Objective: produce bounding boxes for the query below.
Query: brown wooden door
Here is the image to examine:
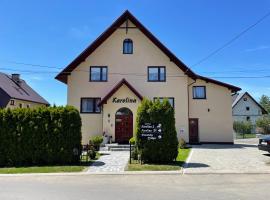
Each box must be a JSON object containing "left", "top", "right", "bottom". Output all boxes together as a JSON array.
[
  {"left": 115, "top": 109, "right": 133, "bottom": 144},
  {"left": 189, "top": 118, "right": 199, "bottom": 143}
]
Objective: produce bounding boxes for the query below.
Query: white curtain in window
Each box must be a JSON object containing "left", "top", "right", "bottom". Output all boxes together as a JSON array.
[{"left": 193, "top": 87, "right": 205, "bottom": 98}]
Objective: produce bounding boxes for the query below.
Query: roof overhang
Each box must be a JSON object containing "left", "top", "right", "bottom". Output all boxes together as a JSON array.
[{"left": 98, "top": 78, "right": 143, "bottom": 106}]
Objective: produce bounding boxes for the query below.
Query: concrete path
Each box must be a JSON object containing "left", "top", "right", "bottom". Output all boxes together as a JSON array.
[
  {"left": 184, "top": 138, "right": 270, "bottom": 174},
  {"left": 87, "top": 151, "right": 130, "bottom": 173}
]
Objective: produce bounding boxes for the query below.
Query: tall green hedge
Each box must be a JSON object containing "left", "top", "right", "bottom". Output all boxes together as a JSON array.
[
  {"left": 0, "top": 106, "right": 82, "bottom": 167},
  {"left": 136, "top": 99, "right": 178, "bottom": 163}
]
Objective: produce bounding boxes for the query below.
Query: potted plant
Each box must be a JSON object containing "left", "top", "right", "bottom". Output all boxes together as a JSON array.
[{"left": 90, "top": 135, "right": 103, "bottom": 151}]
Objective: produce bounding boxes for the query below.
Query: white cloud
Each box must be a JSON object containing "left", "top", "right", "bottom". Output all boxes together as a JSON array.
[{"left": 245, "top": 45, "right": 270, "bottom": 52}]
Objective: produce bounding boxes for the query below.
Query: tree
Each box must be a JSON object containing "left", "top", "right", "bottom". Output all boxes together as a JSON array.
[
  {"left": 259, "top": 95, "right": 270, "bottom": 114},
  {"left": 256, "top": 116, "right": 270, "bottom": 134},
  {"left": 136, "top": 98, "right": 178, "bottom": 163},
  {"left": 233, "top": 121, "right": 253, "bottom": 138}
]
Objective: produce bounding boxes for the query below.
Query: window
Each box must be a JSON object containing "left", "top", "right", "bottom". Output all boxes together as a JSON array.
[
  {"left": 193, "top": 86, "right": 206, "bottom": 99},
  {"left": 19, "top": 103, "right": 22, "bottom": 108},
  {"left": 154, "top": 97, "right": 174, "bottom": 108},
  {"left": 123, "top": 39, "right": 133, "bottom": 54},
  {"left": 246, "top": 106, "right": 250, "bottom": 111},
  {"left": 246, "top": 116, "right": 250, "bottom": 121},
  {"left": 148, "top": 66, "right": 166, "bottom": 82},
  {"left": 10, "top": 100, "right": 15, "bottom": 105},
  {"left": 80, "top": 98, "right": 101, "bottom": 113},
  {"left": 26, "top": 104, "right": 30, "bottom": 108},
  {"left": 243, "top": 97, "right": 247, "bottom": 101},
  {"left": 90, "top": 67, "right": 107, "bottom": 82}
]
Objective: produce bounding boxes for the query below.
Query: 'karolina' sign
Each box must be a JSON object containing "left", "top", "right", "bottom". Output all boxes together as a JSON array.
[{"left": 112, "top": 97, "right": 137, "bottom": 103}]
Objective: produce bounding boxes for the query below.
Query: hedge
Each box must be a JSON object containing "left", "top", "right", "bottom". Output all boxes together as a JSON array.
[
  {"left": 136, "top": 98, "right": 178, "bottom": 163},
  {"left": 0, "top": 106, "right": 82, "bottom": 167}
]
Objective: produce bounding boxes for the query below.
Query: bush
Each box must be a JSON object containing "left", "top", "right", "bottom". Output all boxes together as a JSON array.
[
  {"left": 136, "top": 98, "right": 178, "bottom": 163},
  {"left": 256, "top": 116, "right": 270, "bottom": 134},
  {"left": 179, "top": 138, "right": 187, "bottom": 149},
  {"left": 88, "top": 141, "right": 96, "bottom": 159},
  {"left": 233, "top": 121, "right": 253, "bottom": 135},
  {"left": 90, "top": 135, "right": 103, "bottom": 150},
  {"left": 0, "top": 106, "right": 82, "bottom": 167},
  {"left": 129, "top": 137, "right": 136, "bottom": 145}
]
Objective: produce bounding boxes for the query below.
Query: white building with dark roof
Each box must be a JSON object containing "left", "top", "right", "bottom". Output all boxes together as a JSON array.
[
  {"left": 0, "top": 72, "right": 49, "bottom": 108},
  {"left": 232, "top": 92, "right": 267, "bottom": 125}
]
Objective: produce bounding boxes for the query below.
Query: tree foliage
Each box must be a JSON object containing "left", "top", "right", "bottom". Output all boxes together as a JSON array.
[
  {"left": 0, "top": 106, "right": 82, "bottom": 167},
  {"left": 256, "top": 116, "right": 270, "bottom": 134},
  {"left": 233, "top": 121, "right": 253, "bottom": 135},
  {"left": 259, "top": 95, "right": 270, "bottom": 114},
  {"left": 136, "top": 98, "right": 178, "bottom": 163}
]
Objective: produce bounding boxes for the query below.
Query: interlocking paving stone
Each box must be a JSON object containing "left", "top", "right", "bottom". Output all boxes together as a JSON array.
[
  {"left": 184, "top": 138, "right": 270, "bottom": 174},
  {"left": 87, "top": 151, "right": 130, "bottom": 173}
]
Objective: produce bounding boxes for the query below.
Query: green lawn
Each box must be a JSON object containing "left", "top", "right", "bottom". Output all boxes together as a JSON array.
[
  {"left": 236, "top": 133, "right": 256, "bottom": 139},
  {"left": 127, "top": 148, "right": 191, "bottom": 171},
  {"left": 0, "top": 153, "right": 101, "bottom": 174}
]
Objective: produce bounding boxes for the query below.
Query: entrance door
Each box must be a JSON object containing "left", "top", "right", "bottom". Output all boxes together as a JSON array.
[
  {"left": 115, "top": 108, "right": 133, "bottom": 144},
  {"left": 189, "top": 118, "right": 199, "bottom": 143}
]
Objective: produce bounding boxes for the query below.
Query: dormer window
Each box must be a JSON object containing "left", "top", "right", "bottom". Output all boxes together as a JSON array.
[{"left": 123, "top": 39, "right": 133, "bottom": 54}]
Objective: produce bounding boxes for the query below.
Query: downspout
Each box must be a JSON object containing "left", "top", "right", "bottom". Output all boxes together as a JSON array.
[{"left": 187, "top": 79, "right": 196, "bottom": 119}]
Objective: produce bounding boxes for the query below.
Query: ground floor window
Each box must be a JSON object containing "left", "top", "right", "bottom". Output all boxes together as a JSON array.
[
  {"left": 80, "top": 98, "right": 101, "bottom": 113},
  {"left": 153, "top": 97, "right": 174, "bottom": 108}
]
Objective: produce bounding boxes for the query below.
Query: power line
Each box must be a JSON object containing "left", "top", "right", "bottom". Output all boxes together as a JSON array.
[{"left": 191, "top": 10, "right": 270, "bottom": 67}]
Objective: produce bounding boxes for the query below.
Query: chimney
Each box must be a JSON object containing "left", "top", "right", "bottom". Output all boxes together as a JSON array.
[{"left": 11, "top": 74, "right": 20, "bottom": 83}]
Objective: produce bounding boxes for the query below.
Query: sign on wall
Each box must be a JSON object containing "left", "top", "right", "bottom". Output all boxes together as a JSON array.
[
  {"left": 112, "top": 97, "right": 137, "bottom": 103},
  {"left": 140, "top": 123, "right": 162, "bottom": 140}
]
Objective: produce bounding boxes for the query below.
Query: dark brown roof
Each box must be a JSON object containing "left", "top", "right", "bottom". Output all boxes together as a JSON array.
[
  {"left": 55, "top": 10, "right": 241, "bottom": 92},
  {"left": 98, "top": 78, "right": 143, "bottom": 106},
  {"left": 0, "top": 72, "right": 49, "bottom": 105}
]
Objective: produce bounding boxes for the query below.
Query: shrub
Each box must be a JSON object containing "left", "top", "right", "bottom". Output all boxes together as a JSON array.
[
  {"left": 179, "top": 138, "right": 187, "bottom": 149},
  {"left": 233, "top": 121, "right": 253, "bottom": 135},
  {"left": 256, "top": 116, "right": 270, "bottom": 134},
  {"left": 88, "top": 141, "right": 96, "bottom": 159},
  {"left": 90, "top": 135, "right": 103, "bottom": 150},
  {"left": 129, "top": 137, "right": 136, "bottom": 145},
  {"left": 0, "top": 106, "right": 82, "bottom": 167},
  {"left": 136, "top": 98, "right": 178, "bottom": 163}
]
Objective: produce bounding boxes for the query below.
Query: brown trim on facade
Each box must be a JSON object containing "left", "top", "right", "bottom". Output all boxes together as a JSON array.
[
  {"left": 98, "top": 78, "right": 143, "bottom": 106},
  {"left": 232, "top": 92, "right": 268, "bottom": 114},
  {"left": 55, "top": 10, "right": 241, "bottom": 93}
]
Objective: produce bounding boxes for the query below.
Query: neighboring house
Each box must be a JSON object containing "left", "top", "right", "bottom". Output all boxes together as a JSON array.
[
  {"left": 0, "top": 72, "right": 49, "bottom": 108},
  {"left": 55, "top": 10, "right": 241, "bottom": 144},
  {"left": 232, "top": 92, "right": 267, "bottom": 125}
]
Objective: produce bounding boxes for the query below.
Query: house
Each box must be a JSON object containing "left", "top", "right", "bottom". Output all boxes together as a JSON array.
[
  {"left": 232, "top": 92, "right": 267, "bottom": 125},
  {"left": 55, "top": 10, "right": 241, "bottom": 144},
  {"left": 0, "top": 72, "right": 49, "bottom": 108}
]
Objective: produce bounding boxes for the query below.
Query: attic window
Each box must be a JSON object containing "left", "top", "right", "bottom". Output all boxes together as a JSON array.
[
  {"left": 243, "top": 97, "right": 247, "bottom": 101},
  {"left": 123, "top": 39, "right": 133, "bottom": 54}
]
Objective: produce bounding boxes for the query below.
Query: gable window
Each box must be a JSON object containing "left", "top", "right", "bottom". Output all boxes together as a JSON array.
[
  {"left": 10, "top": 100, "right": 15, "bottom": 106},
  {"left": 246, "top": 106, "right": 250, "bottom": 111},
  {"left": 90, "top": 67, "right": 108, "bottom": 82},
  {"left": 80, "top": 98, "right": 101, "bottom": 113},
  {"left": 243, "top": 97, "right": 247, "bottom": 101},
  {"left": 123, "top": 39, "right": 133, "bottom": 54},
  {"left": 193, "top": 86, "right": 206, "bottom": 99},
  {"left": 148, "top": 66, "right": 166, "bottom": 82},
  {"left": 154, "top": 97, "right": 174, "bottom": 108}
]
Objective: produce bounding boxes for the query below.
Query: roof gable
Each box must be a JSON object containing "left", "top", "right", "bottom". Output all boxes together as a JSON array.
[
  {"left": 55, "top": 10, "right": 240, "bottom": 92},
  {"left": 99, "top": 78, "right": 143, "bottom": 106},
  {"left": 0, "top": 72, "right": 49, "bottom": 105},
  {"left": 232, "top": 92, "right": 268, "bottom": 114}
]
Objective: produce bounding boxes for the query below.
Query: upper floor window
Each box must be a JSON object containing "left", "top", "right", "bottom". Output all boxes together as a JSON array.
[
  {"left": 10, "top": 100, "right": 15, "bottom": 105},
  {"left": 148, "top": 66, "right": 166, "bottom": 82},
  {"left": 90, "top": 66, "right": 107, "bottom": 82},
  {"left": 80, "top": 98, "right": 101, "bottom": 113},
  {"left": 246, "top": 106, "right": 250, "bottom": 111},
  {"left": 193, "top": 86, "right": 206, "bottom": 99},
  {"left": 154, "top": 97, "right": 174, "bottom": 108},
  {"left": 123, "top": 39, "right": 133, "bottom": 54}
]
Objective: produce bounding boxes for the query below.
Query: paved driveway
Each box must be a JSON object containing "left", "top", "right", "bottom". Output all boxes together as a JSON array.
[{"left": 184, "top": 138, "right": 270, "bottom": 173}]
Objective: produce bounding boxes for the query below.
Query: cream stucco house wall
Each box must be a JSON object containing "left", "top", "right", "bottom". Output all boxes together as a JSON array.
[{"left": 56, "top": 10, "right": 240, "bottom": 144}]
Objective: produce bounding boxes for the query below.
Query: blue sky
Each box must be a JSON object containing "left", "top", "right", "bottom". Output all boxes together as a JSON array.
[{"left": 0, "top": 0, "right": 270, "bottom": 105}]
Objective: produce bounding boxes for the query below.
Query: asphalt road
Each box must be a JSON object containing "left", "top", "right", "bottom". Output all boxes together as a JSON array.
[{"left": 0, "top": 174, "right": 269, "bottom": 200}]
